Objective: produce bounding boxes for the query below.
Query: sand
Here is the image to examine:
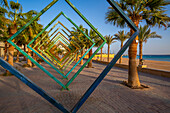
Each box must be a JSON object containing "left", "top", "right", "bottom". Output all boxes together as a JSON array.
[{"left": 101, "top": 57, "right": 170, "bottom": 72}]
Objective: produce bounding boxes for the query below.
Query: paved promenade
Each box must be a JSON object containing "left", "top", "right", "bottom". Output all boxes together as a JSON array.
[{"left": 0, "top": 61, "right": 170, "bottom": 113}]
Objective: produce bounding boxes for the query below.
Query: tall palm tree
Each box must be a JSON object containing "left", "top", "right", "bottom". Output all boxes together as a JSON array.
[
  {"left": 71, "top": 24, "right": 86, "bottom": 65},
  {"left": 22, "top": 10, "right": 38, "bottom": 66},
  {"left": 85, "top": 28, "right": 99, "bottom": 68},
  {"left": 114, "top": 30, "right": 130, "bottom": 63},
  {"left": 105, "top": 35, "right": 116, "bottom": 62},
  {"left": 139, "top": 25, "right": 162, "bottom": 65},
  {"left": 0, "top": 6, "right": 9, "bottom": 60},
  {"left": 95, "top": 38, "right": 104, "bottom": 61},
  {"left": 7, "top": 0, "right": 22, "bottom": 66},
  {"left": 105, "top": 0, "right": 170, "bottom": 88},
  {"left": 0, "top": 0, "right": 8, "bottom": 7}
]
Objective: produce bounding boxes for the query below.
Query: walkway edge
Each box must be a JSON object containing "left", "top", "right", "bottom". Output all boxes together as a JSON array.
[{"left": 84, "top": 58, "right": 170, "bottom": 78}]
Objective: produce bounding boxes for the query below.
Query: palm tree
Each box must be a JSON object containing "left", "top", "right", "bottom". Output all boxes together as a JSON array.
[
  {"left": 85, "top": 29, "right": 99, "bottom": 68},
  {"left": 71, "top": 24, "right": 86, "bottom": 65},
  {"left": 105, "top": 35, "right": 116, "bottom": 62},
  {"left": 95, "top": 38, "right": 104, "bottom": 61},
  {"left": 22, "top": 10, "right": 38, "bottom": 66},
  {"left": 0, "top": 6, "right": 9, "bottom": 60},
  {"left": 7, "top": 0, "right": 22, "bottom": 66},
  {"left": 139, "top": 25, "right": 162, "bottom": 65},
  {"left": 0, "top": 0, "right": 8, "bottom": 7},
  {"left": 105, "top": 0, "right": 170, "bottom": 88},
  {"left": 114, "top": 30, "right": 130, "bottom": 63}
]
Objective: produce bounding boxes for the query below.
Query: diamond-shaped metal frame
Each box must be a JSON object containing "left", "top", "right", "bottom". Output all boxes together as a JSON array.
[
  {"left": 44, "top": 32, "right": 77, "bottom": 63},
  {"left": 38, "top": 32, "right": 77, "bottom": 66},
  {"left": 3, "top": 0, "right": 140, "bottom": 112},
  {"left": 33, "top": 25, "right": 84, "bottom": 76},
  {"left": 27, "top": 12, "right": 95, "bottom": 80},
  {"left": 33, "top": 21, "right": 85, "bottom": 69}
]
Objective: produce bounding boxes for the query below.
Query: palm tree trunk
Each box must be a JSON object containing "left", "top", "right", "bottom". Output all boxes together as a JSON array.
[
  {"left": 76, "top": 54, "right": 79, "bottom": 62},
  {"left": 4, "top": 41, "right": 8, "bottom": 61},
  {"left": 107, "top": 44, "right": 110, "bottom": 62},
  {"left": 27, "top": 45, "right": 32, "bottom": 67},
  {"left": 139, "top": 41, "right": 143, "bottom": 65},
  {"left": 75, "top": 53, "right": 77, "bottom": 61},
  {"left": 119, "top": 42, "right": 123, "bottom": 63},
  {"left": 100, "top": 47, "right": 103, "bottom": 61},
  {"left": 33, "top": 41, "right": 37, "bottom": 62},
  {"left": 128, "top": 20, "right": 141, "bottom": 88},
  {"left": 33, "top": 50, "right": 37, "bottom": 62},
  {"left": 87, "top": 49, "right": 93, "bottom": 68},
  {"left": 80, "top": 49, "right": 84, "bottom": 65},
  {"left": 23, "top": 44, "right": 26, "bottom": 61},
  {"left": 8, "top": 24, "right": 17, "bottom": 66},
  {"left": 16, "top": 49, "right": 20, "bottom": 62},
  {"left": 8, "top": 44, "right": 14, "bottom": 66}
]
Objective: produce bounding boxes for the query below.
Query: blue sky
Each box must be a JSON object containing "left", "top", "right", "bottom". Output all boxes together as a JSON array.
[{"left": 17, "top": 0, "right": 170, "bottom": 55}]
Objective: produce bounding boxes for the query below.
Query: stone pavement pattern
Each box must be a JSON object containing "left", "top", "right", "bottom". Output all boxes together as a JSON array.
[{"left": 0, "top": 61, "right": 170, "bottom": 113}]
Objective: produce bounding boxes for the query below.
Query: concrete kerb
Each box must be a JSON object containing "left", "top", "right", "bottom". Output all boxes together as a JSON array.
[{"left": 84, "top": 58, "right": 170, "bottom": 78}]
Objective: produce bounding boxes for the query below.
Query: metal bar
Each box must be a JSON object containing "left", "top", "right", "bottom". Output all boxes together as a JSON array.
[
  {"left": 61, "top": 12, "right": 95, "bottom": 44},
  {"left": 8, "top": 40, "right": 67, "bottom": 89},
  {"left": 65, "top": 0, "right": 107, "bottom": 42},
  {"left": 0, "top": 58, "right": 69, "bottom": 113},
  {"left": 107, "top": 0, "right": 138, "bottom": 31},
  {"left": 33, "top": 22, "right": 60, "bottom": 49},
  {"left": 28, "top": 12, "right": 63, "bottom": 46},
  {"left": 65, "top": 43, "right": 94, "bottom": 78},
  {"left": 65, "top": 42, "right": 105, "bottom": 87},
  {"left": 27, "top": 46, "right": 66, "bottom": 78},
  {"left": 68, "top": 0, "right": 140, "bottom": 112},
  {"left": 71, "top": 31, "right": 139, "bottom": 113},
  {"left": 8, "top": 0, "right": 59, "bottom": 41}
]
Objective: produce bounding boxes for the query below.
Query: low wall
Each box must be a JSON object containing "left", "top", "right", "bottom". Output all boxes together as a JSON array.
[{"left": 84, "top": 58, "right": 170, "bottom": 78}]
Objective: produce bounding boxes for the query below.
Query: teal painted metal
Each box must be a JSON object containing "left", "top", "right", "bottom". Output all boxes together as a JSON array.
[
  {"left": 28, "top": 12, "right": 63, "bottom": 46},
  {"left": 35, "top": 29, "right": 81, "bottom": 70},
  {"left": 71, "top": 0, "right": 140, "bottom": 112},
  {"left": 71, "top": 32, "right": 139, "bottom": 113},
  {"left": 7, "top": 40, "right": 67, "bottom": 89},
  {"left": 7, "top": 2, "right": 69, "bottom": 88},
  {"left": 28, "top": 12, "right": 96, "bottom": 81},
  {"left": 36, "top": 28, "right": 82, "bottom": 69},
  {"left": 63, "top": 0, "right": 107, "bottom": 88},
  {"left": 27, "top": 44, "right": 66, "bottom": 78},
  {"left": 29, "top": 12, "right": 94, "bottom": 66},
  {"left": 33, "top": 32, "right": 80, "bottom": 73},
  {"left": 36, "top": 32, "right": 81, "bottom": 68},
  {"left": 8, "top": 0, "right": 59, "bottom": 41},
  {"left": 0, "top": 58, "right": 69, "bottom": 113},
  {"left": 3, "top": 0, "right": 140, "bottom": 113},
  {"left": 33, "top": 22, "right": 61, "bottom": 49}
]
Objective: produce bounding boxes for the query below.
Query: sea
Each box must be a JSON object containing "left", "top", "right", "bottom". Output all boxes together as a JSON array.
[{"left": 122, "top": 55, "right": 170, "bottom": 62}]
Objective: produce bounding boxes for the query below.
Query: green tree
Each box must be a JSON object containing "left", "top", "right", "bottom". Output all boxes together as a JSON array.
[
  {"left": 71, "top": 24, "right": 86, "bottom": 65},
  {"left": 0, "top": 0, "right": 8, "bottom": 7},
  {"left": 7, "top": 0, "right": 22, "bottom": 66},
  {"left": 105, "top": 35, "right": 116, "bottom": 62},
  {"left": 95, "top": 38, "right": 103, "bottom": 61},
  {"left": 114, "top": 30, "right": 129, "bottom": 63},
  {"left": 138, "top": 25, "right": 162, "bottom": 65},
  {"left": 0, "top": 6, "right": 9, "bottom": 60},
  {"left": 22, "top": 10, "right": 39, "bottom": 66},
  {"left": 105, "top": 0, "right": 170, "bottom": 88},
  {"left": 85, "top": 28, "right": 99, "bottom": 68}
]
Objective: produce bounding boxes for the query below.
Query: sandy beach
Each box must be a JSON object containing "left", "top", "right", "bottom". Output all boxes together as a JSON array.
[{"left": 100, "top": 57, "right": 170, "bottom": 72}]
